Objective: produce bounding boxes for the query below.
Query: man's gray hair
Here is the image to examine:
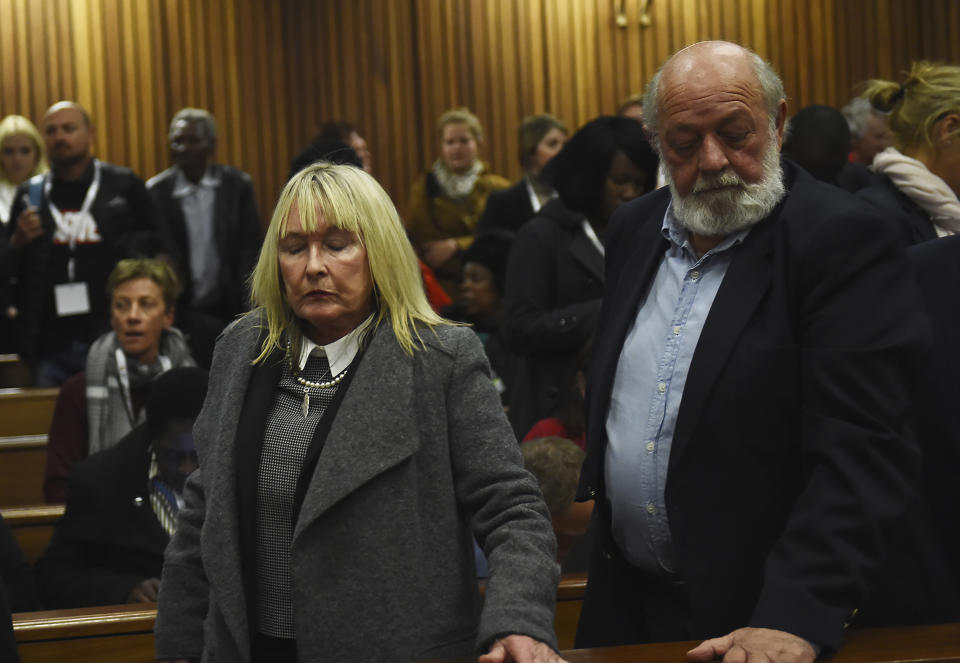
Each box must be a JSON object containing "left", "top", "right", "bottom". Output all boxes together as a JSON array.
[
  {"left": 169, "top": 108, "right": 217, "bottom": 142},
  {"left": 842, "top": 96, "right": 885, "bottom": 138},
  {"left": 642, "top": 47, "right": 785, "bottom": 147}
]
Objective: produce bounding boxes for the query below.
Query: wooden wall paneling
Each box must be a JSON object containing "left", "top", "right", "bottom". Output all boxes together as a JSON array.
[
  {"left": 793, "top": 0, "right": 813, "bottom": 107},
  {"left": 221, "top": 0, "right": 243, "bottom": 178},
  {"left": 575, "top": 0, "right": 600, "bottom": 124},
  {"left": 119, "top": 0, "right": 142, "bottom": 178},
  {"left": 27, "top": 1, "right": 49, "bottom": 122},
  {"left": 597, "top": 0, "right": 622, "bottom": 117},
  {"left": 0, "top": 1, "right": 17, "bottom": 112}
]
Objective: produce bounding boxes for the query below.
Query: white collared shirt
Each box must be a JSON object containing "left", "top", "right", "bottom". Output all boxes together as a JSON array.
[{"left": 296, "top": 314, "right": 375, "bottom": 376}]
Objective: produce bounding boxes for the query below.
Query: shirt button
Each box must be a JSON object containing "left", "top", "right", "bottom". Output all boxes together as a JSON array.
[
  {"left": 646, "top": 442, "right": 655, "bottom": 452},
  {"left": 646, "top": 503, "right": 656, "bottom": 515},
  {"left": 672, "top": 326, "right": 680, "bottom": 336},
  {"left": 690, "top": 270, "right": 701, "bottom": 281},
  {"left": 657, "top": 382, "right": 666, "bottom": 393}
]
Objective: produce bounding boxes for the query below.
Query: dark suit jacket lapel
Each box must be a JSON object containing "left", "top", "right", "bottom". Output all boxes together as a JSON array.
[
  {"left": 568, "top": 229, "right": 605, "bottom": 283},
  {"left": 293, "top": 323, "right": 420, "bottom": 542},
  {"left": 669, "top": 211, "right": 780, "bottom": 466}
]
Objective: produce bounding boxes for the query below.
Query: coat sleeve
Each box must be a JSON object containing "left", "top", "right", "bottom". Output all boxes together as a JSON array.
[
  {"left": 747, "top": 205, "right": 930, "bottom": 649},
  {"left": 34, "top": 480, "right": 149, "bottom": 609},
  {"left": 443, "top": 329, "right": 560, "bottom": 653},
  {"left": 43, "top": 373, "right": 89, "bottom": 503},
  {"left": 504, "top": 218, "right": 602, "bottom": 356},
  {"left": 155, "top": 467, "right": 209, "bottom": 661}
]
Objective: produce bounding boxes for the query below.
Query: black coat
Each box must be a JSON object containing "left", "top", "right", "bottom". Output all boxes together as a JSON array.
[
  {"left": 576, "top": 163, "right": 957, "bottom": 651},
  {"left": 906, "top": 236, "right": 960, "bottom": 595},
  {"left": 476, "top": 179, "right": 536, "bottom": 235},
  {"left": 503, "top": 198, "right": 603, "bottom": 438},
  {"left": 147, "top": 164, "right": 263, "bottom": 320},
  {"left": 7, "top": 161, "right": 160, "bottom": 360},
  {"left": 35, "top": 424, "right": 169, "bottom": 609},
  {"left": 857, "top": 174, "right": 938, "bottom": 247}
]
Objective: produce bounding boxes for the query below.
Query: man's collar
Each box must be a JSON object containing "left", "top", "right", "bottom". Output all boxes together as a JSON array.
[
  {"left": 172, "top": 166, "right": 220, "bottom": 197},
  {"left": 297, "top": 314, "right": 374, "bottom": 377}
]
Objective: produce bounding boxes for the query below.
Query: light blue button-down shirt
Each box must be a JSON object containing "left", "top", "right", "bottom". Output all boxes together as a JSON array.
[
  {"left": 604, "top": 203, "right": 750, "bottom": 576},
  {"left": 172, "top": 167, "right": 221, "bottom": 308}
]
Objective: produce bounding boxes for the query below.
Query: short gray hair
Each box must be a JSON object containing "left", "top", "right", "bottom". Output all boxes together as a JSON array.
[
  {"left": 842, "top": 96, "right": 886, "bottom": 138},
  {"left": 169, "top": 108, "right": 217, "bottom": 142},
  {"left": 642, "top": 46, "right": 785, "bottom": 145}
]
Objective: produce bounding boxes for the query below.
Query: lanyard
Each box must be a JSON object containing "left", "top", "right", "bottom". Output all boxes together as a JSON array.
[
  {"left": 44, "top": 160, "right": 102, "bottom": 281},
  {"left": 115, "top": 347, "right": 172, "bottom": 426},
  {"left": 581, "top": 218, "right": 605, "bottom": 256}
]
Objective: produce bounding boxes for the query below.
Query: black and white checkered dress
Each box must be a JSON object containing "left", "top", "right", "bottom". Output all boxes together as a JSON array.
[{"left": 255, "top": 352, "right": 339, "bottom": 638}]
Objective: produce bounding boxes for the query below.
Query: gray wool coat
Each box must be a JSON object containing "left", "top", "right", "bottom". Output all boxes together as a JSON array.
[{"left": 154, "top": 313, "right": 559, "bottom": 662}]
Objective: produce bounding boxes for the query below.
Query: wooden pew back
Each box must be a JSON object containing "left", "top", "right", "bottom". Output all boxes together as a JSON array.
[
  {"left": 0, "top": 388, "right": 58, "bottom": 437},
  {"left": 15, "top": 603, "right": 156, "bottom": 663},
  {"left": 0, "top": 435, "right": 48, "bottom": 506},
  {"left": 1, "top": 504, "right": 64, "bottom": 565}
]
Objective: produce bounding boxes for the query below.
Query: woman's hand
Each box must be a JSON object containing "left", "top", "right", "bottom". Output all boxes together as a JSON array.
[
  {"left": 479, "top": 635, "right": 569, "bottom": 663},
  {"left": 420, "top": 238, "right": 459, "bottom": 270},
  {"left": 11, "top": 207, "right": 43, "bottom": 249}
]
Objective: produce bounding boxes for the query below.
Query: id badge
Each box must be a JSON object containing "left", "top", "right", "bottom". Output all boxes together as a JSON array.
[{"left": 54, "top": 282, "right": 91, "bottom": 317}]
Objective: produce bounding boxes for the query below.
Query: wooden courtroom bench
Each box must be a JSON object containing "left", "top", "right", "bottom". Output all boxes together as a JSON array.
[
  {"left": 0, "top": 387, "right": 58, "bottom": 437},
  {"left": 14, "top": 603, "right": 157, "bottom": 663},
  {"left": 0, "top": 434, "right": 48, "bottom": 506},
  {"left": 10, "top": 574, "right": 588, "bottom": 661},
  {"left": 1, "top": 504, "right": 64, "bottom": 565}
]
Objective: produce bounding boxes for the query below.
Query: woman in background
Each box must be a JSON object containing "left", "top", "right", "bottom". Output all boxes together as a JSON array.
[
  {"left": 0, "top": 115, "right": 47, "bottom": 227},
  {"left": 477, "top": 114, "right": 568, "bottom": 234},
  {"left": 405, "top": 108, "right": 509, "bottom": 297},
  {"left": 504, "top": 116, "right": 658, "bottom": 438},
  {"left": 858, "top": 61, "right": 960, "bottom": 245}
]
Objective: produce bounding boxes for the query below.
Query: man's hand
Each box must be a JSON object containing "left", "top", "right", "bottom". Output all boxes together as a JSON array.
[
  {"left": 420, "top": 238, "right": 459, "bottom": 270},
  {"left": 127, "top": 577, "right": 161, "bottom": 603},
  {"left": 687, "top": 627, "right": 816, "bottom": 663},
  {"left": 10, "top": 207, "right": 43, "bottom": 249},
  {"left": 479, "top": 634, "right": 569, "bottom": 663}
]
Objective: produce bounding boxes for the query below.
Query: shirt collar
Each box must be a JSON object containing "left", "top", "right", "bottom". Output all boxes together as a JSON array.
[
  {"left": 172, "top": 166, "right": 221, "bottom": 198},
  {"left": 661, "top": 200, "right": 751, "bottom": 260},
  {"left": 297, "top": 314, "right": 375, "bottom": 376}
]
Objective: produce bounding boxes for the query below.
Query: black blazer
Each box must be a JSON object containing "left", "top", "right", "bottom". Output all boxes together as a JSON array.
[
  {"left": 576, "top": 163, "right": 957, "bottom": 651},
  {"left": 857, "top": 174, "right": 938, "bottom": 247},
  {"left": 906, "top": 236, "right": 960, "bottom": 595},
  {"left": 35, "top": 424, "right": 170, "bottom": 608},
  {"left": 503, "top": 198, "right": 603, "bottom": 438},
  {"left": 148, "top": 164, "right": 263, "bottom": 319},
  {"left": 476, "top": 179, "right": 536, "bottom": 235}
]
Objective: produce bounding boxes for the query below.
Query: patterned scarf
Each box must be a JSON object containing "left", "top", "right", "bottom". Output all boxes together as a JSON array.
[
  {"left": 871, "top": 146, "right": 960, "bottom": 236},
  {"left": 148, "top": 449, "right": 181, "bottom": 537},
  {"left": 85, "top": 328, "right": 195, "bottom": 455}
]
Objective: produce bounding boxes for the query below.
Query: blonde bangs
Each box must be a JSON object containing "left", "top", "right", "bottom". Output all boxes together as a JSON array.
[{"left": 248, "top": 162, "right": 448, "bottom": 364}]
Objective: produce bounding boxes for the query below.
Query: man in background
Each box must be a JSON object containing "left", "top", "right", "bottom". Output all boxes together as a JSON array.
[
  {"left": 148, "top": 108, "right": 262, "bottom": 366},
  {"left": 7, "top": 101, "right": 159, "bottom": 385}
]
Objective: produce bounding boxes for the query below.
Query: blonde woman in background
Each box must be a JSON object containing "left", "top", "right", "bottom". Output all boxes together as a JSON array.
[
  {"left": 0, "top": 114, "right": 47, "bottom": 227},
  {"left": 858, "top": 61, "right": 960, "bottom": 245},
  {"left": 405, "top": 108, "right": 509, "bottom": 297}
]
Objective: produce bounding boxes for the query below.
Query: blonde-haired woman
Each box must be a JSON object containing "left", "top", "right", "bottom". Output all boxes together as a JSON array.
[
  {"left": 155, "top": 162, "right": 564, "bottom": 663},
  {"left": 0, "top": 114, "right": 47, "bottom": 227},
  {"left": 405, "top": 108, "right": 509, "bottom": 297},
  {"left": 858, "top": 61, "right": 960, "bottom": 245}
]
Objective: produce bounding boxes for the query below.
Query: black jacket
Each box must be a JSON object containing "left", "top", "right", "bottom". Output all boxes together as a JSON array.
[
  {"left": 147, "top": 164, "right": 262, "bottom": 320},
  {"left": 857, "top": 174, "right": 938, "bottom": 247},
  {"left": 476, "top": 179, "right": 536, "bottom": 235},
  {"left": 7, "top": 161, "right": 160, "bottom": 360},
  {"left": 503, "top": 198, "right": 603, "bottom": 438},
  {"left": 576, "top": 163, "right": 957, "bottom": 651},
  {"left": 35, "top": 424, "right": 169, "bottom": 608}
]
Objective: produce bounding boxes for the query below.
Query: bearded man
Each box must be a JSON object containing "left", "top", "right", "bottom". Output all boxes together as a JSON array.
[{"left": 575, "top": 41, "right": 957, "bottom": 663}]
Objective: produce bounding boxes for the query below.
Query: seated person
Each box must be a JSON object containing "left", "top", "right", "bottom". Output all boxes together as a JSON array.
[
  {"left": 43, "top": 258, "right": 195, "bottom": 503},
  {"left": 520, "top": 436, "right": 593, "bottom": 573},
  {"left": 442, "top": 230, "right": 517, "bottom": 403},
  {"left": 35, "top": 366, "right": 207, "bottom": 608}
]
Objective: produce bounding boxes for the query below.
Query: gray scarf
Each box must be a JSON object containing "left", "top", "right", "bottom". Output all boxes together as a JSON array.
[{"left": 85, "top": 328, "right": 195, "bottom": 455}]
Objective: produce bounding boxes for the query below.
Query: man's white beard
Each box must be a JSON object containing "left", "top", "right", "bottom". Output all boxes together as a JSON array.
[{"left": 665, "top": 128, "right": 786, "bottom": 237}]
